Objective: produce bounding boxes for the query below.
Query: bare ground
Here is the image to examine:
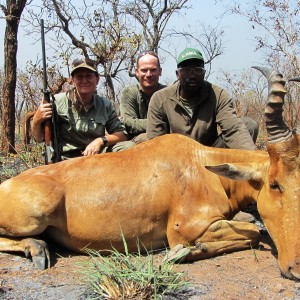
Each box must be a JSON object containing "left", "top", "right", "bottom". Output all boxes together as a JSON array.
[{"left": 0, "top": 233, "right": 299, "bottom": 300}]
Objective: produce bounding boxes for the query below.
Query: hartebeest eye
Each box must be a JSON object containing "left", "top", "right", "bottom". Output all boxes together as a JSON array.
[{"left": 270, "top": 180, "right": 282, "bottom": 192}]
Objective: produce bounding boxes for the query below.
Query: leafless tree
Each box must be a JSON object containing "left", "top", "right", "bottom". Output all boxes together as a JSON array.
[
  {"left": 217, "top": 0, "right": 300, "bottom": 129},
  {"left": 24, "top": 0, "right": 223, "bottom": 101},
  {"left": 0, "top": 0, "right": 28, "bottom": 153},
  {"left": 120, "top": 0, "right": 224, "bottom": 79},
  {"left": 169, "top": 22, "right": 225, "bottom": 78},
  {"left": 218, "top": 69, "right": 266, "bottom": 119},
  {"left": 123, "top": 0, "right": 190, "bottom": 75},
  {"left": 223, "top": 1, "right": 300, "bottom": 76},
  {"left": 25, "top": 0, "right": 143, "bottom": 102},
  {"left": 217, "top": 68, "right": 268, "bottom": 148},
  {"left": 124, "top": 0, "right": 189, "bottom": 51}
]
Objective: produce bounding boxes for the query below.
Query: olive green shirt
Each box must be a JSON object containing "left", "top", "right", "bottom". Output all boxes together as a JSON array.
[
  {"left": 147, "top": 80, "right": 255, "bottom": 150},
  {"left": 120, "top": 83, "right": 166, "bottom": 139},
  {"left": 55, "top": 90, "right": 127, "bottom": 153}
]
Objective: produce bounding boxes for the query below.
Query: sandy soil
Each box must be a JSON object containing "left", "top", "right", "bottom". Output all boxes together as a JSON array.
[{"left": 0, "top": 233, "right": 299, "bottom": 300}]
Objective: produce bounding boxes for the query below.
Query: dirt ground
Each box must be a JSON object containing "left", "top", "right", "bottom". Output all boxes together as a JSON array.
[{"left": 0, "top": 233, "right": 299, "bottom": 300}]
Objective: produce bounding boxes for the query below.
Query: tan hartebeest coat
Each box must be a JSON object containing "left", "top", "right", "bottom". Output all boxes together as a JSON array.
[{"left": 0, "top": 67, "right": 299, "bottom": 281}]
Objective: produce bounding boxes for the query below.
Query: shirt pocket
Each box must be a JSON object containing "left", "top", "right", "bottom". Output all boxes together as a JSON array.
[
  {"left": 80, "top": 116, "right": 106, "bottom": 137},
  {"left": 87, "top": 117, "right": 106, "bottom": 137}
]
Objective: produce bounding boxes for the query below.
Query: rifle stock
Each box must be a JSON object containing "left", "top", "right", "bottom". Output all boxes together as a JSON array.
[{"left": 41, "top": 19, "right": 61, "bottom": 164}]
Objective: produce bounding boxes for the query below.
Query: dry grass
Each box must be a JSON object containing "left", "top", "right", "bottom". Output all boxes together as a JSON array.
[
  {"left": 77, "top": 237, "right": 190, "bottom": 300},
  {"left": 0, "top": 143, "right": 44, "bottom": 183}
]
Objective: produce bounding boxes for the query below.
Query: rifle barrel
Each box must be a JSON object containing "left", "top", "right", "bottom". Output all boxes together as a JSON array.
[{"left": 41, "top": 19, "right": 54, "bottom": 164}]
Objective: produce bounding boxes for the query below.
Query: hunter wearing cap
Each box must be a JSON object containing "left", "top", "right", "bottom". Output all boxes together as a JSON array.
[
  {"left": 31, "top": 58, "right": 134, "bottom": 159},
  {"left": 146, "top": 47, "right": 258, "bottom": 150}
]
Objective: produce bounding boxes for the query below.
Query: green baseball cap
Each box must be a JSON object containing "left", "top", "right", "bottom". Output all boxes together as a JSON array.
[{"left": 177, "top": 48, "right": 204, "bottom": 65}]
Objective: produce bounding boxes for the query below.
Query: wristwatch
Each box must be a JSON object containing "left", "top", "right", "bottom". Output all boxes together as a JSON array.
[{"left": 101, "top": 136, "right": 108, "bottom": 147}]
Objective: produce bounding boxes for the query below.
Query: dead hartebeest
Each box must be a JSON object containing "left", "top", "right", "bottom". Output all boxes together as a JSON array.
[{"left": 0, "top": 67, "right": 299, "bottom": 280}]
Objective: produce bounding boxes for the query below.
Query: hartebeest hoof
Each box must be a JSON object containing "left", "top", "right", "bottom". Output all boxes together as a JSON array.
[
  {"left": 21, "top": 238, "right": 50, "bottom": 270},
  {"left": 195, "top": 241, "right": 208, "bottom": 252},
  {"left": 163, "top": 244, "right": 191, "bottom": 263}
]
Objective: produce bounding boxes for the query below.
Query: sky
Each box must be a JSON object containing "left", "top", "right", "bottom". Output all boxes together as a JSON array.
[
  {"left": 171, "top": 1, "right": 263, "bottom": 81},
  {"left": 0, "top": 1, "right": 263, "bottom": 83}
]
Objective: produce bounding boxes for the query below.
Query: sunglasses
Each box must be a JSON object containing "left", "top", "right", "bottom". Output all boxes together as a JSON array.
[{"left": 177, "top": 67, "right": 206, "bottom": 75}]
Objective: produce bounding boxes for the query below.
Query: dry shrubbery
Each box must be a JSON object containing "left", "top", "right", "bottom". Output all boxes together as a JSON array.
[{"left": 0, "top": 143, "right": 44, "bottom": 183}]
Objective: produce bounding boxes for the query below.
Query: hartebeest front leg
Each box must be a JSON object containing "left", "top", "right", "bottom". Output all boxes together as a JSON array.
[
  {"left": 165, "top": 220, "right": 260, "bottom": 263},
  {"left": 0, "top": 237, "right": 50, "bottom": 270}
]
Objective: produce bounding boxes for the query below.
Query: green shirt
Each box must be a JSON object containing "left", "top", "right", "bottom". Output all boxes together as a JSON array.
[
  {"left": 55, "top": 90, "right": 127, "bottom": 153},
  {"left": 120, "top": 83, "right": 166, "bottom": 139},
  {"left": 147, "top": 80, "right": 256, "bottom": 150}
]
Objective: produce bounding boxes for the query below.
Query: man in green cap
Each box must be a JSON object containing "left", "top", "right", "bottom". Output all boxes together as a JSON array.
[
  {"left": 32, "top": 58, "right": 135, "bottom": 159},
  {"left": 146, "top": 47, "right": 258, "bottom": 150}
]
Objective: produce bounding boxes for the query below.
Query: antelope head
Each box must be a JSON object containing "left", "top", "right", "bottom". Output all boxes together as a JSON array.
[{"left": 253, "top": 66, "right": 300, "bottom": 280}]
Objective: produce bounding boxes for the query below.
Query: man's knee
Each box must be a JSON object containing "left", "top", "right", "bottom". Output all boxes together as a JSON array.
[
  {"left": 131, "top": 133, "right": 148, "bottom": 144},
  {"left": 109, "top": 141, "right": 136, "bottom": 152}
]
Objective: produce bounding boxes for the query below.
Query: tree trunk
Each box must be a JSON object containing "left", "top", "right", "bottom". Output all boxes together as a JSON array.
[
  {"left": 105, "top": 74, "right": 118, "bottom": 111},
  {"left": 1, "top": 0, "right": 27, "bottom": 154}
]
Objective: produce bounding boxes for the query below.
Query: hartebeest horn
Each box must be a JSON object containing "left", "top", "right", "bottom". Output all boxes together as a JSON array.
[
  {"left": 252, "top": 66, "right": 292, "bottom": 143},
  {"left": 288, "top": 76, "right": 300, "bottom": 82},
  {"left": 288, "top": 76, "right": 300, "bottom": 135}
]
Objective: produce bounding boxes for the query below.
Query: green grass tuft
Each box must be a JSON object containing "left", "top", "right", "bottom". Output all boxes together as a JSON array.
[{"left": 77, "top": 239, "right": 190, "bottom": 299}]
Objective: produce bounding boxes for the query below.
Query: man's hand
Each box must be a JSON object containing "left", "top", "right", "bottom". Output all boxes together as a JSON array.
[
  {"left": 31, "top": 102, "right": 53, "bottom": 143},
  {"left": 35, "top": 103, "right": 53, "bottom": 123},
  {"left": 82, "top": 138, "right": 105, "bottom": 156}
]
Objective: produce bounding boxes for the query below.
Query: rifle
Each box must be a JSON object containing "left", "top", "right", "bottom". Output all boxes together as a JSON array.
[{"left": 40, "top": 19, "right": 61, "bottom": 164}]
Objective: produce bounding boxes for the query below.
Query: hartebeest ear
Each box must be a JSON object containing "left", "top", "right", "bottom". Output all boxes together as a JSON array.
[{"left": 205, "top": 163, "right": 263, "bottom": 181}]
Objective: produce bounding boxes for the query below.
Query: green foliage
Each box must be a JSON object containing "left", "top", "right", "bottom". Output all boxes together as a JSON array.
[{"left": 77, "top": 239, "right": 190, "bottom": 299}]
